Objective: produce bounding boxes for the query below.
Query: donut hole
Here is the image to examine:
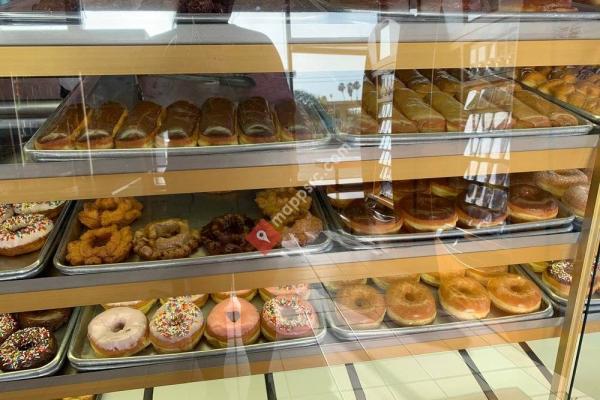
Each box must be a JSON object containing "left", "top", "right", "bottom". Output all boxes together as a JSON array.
[
  {"left": 227, "top": 311, "right": 241, "bottom": 323},
  {"left": 112, "top": 322, "right": 125, "bottom": 333}
]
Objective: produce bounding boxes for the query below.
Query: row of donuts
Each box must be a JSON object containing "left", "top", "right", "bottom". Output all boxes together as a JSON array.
[
  {"left": 0, "top": 308, "right": 72, "bottom": 372},
  {"left": 326, "top": 169, "right": 590, "bottom": 234},
  {"left": 66, "top": 188, "right": 323, "bottom": 266},
  {"left": 526, "top": 259, "right": 600, "bottom": 298},
  {"left": 0, "top": 201, "right": 66, "bottom": 257},
  {"left": 324, "top": 266, "right": 543, "bottom": 329},
  {"left": 87, "top": 284, "right": 318, "bottom": 357}
]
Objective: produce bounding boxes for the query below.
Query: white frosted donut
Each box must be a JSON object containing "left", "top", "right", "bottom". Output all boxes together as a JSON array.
[
  {"left": 0, "top": 214, "right": 53, "bottom": 256},
  {"left": 87, "top": 307, "right": 149, "bottom": 357},
  {"left": 0, "top": 204, "right": 13, "bottom": 224},
  {"left": 13, "top": 201, "right": 65, "bottom": 215}
]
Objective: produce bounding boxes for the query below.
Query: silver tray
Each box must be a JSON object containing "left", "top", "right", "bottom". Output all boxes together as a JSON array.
[
  {"left": 55, "top": 191, "right": 332, "bottom": 275},
  {"left": 68, "top": 291, "right": 328, "bottom": 371},
  {"left": 0, "top": 202, "right": 72, "bottom": 281},
  {"left": 0, "top": 308, "right": 80, "bottom": 382},
  {"left": 24, "top": 76, "right": 333, "bottom": 161},
  {"left": 323, "top": 267, "right": 554, "bottom": 340},
  {"left": 318, "top": 189, "right": 575, "bottom": 247}
]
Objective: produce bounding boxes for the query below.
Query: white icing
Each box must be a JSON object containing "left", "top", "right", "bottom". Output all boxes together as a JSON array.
[
  {"left": 0, "top": 214, "right": 53, "bottom": 249},
  {"left": 87, "top": 307, "right": 148, "bottom": 352},
  {"left": 0, "top": 204, "right": 13, "bottom": 224},
  {"left": 13, "top": 201, "right": 65, "bottom": 214}
]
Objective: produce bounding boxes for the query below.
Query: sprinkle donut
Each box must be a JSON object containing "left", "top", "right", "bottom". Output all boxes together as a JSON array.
[
  {"left": 0, "top": 214, "right": 53, "bottom": 257},
  {"left": 0, "top": 314, "right": 18, "bottom": 345},
  {"left": 149, "top": 299, "right": 205, "bottom": 353},
  {"left": 261, "top": 295, "right": 319, "bottom": 341},
  {"left": 13, "top": 201, "right": 66, "bottom": 220},
  {"left": 0, "top": 204, "right": 13, "bottom": 224},
  {"left": 0, "top": 327, "right": 57, "bottom": 371}
]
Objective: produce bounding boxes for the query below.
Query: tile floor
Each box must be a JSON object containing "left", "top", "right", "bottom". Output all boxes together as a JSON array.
[{"left": 97, "top": 336, "right": 600, "bottom": 400}]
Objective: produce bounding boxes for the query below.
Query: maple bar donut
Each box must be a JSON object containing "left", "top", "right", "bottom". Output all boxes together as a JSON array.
[
  {"left": 13, "top": 201, "right": 66, "bottom": 220},
  {"left": 87, "top": 307, "right": 149, "bottom": 357},
  {"left": 533, "top": 169, "right": 588, "bottom": 197},
  {"left": 0, "top": 214, "right": 53, "bottom": 257},
  {"left": 211, "top": 289, "right": 257, "bottom": 303},
  {"left": 439, "top": 277, "right": 490, "bottom": 320},
  {"left": 385, "top": 280, "right": 436, "bottom": 326},
  {"left": 399, "top": 194, "right": 457, "bottom": 232},
  {"left": 334, "top": 284, "right": 385, "bottom": 330},
  {"left": 259, "top": 284, "right": 310, "bottom": 301},
  {"left": 160, "top": 294, "right": 208, "bottom": 308},
  {"left": 102, "top": 300, "right": 157, "bottom": 314},
  {"left": 487, "top": 273, "right": 542, "bottom": 314},
  {"left": 371, "top": 274, "right": 420, "bottom": 291},
  {"left": 261, "top": 295, "right": 319, "bottom": 341},
  {"left": 465, "top": 265, "right": 509, "bottom": 287},
  {"left": 0, "top": 327, "right": 57, "bottom": 371},
  {"left": 149, "top": 299, "right": 205, "bottom": 353},
  {"left": 508, "top": 184, "right": 558, "bottom": 223},
  {"left": 205, "top": 297, "right": 260, "bottom": 348},
  {"left": 17, "top": 308, "right": 72, "bottom": 331}
]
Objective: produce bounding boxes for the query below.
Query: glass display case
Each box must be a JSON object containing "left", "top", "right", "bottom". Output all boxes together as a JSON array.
[{"left": 0, "top": 1, "right": 600, "bottom": 399}]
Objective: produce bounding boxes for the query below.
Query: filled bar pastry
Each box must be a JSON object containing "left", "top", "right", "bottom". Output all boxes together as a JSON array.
[
  {"left": 75, "top": 102, "right": 127, "bottom": 150},
  {"left": 483, "top": 89, "right": 551, "bottom": 128},
  {"left": 395, "top": 69, "right": 440, "bottom": 97},
  {"left": 237, "top": 97, "right": 277, "bottom": 144},
  {"left": 115, "top": 101, "right": 164, "bottom": 149},
  {"left": 275, "top": 99, "right": 318, "bottom": 141},
  {"left": 425, "top": 91, "right": 468, "bottom": 131},
  {"left": 197, "top": 97, "right": 237, "bottom": 146},
  {"left": 34, "top": 103, "right": 90, "bottom": 150},
  {"left": 393, "top": 88, "right": 446, "bottom": 132},
  {"left": 155, "top": 100, "right": 200, "bottom": 148},
  {"left": 513, "top": 90, "right": 578, "bottom": 127}
]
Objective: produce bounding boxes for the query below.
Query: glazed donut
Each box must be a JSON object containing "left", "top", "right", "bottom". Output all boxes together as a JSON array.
[
  {"left": 562, "top": 184, "right": 589, "bottom": 218},
  {"left": 420, "top": 270, "right": 465, "bottom": 287},
  {"left": 371, "top": 274, "right": 420, "bottom": 291},
  {"left": 160, "top": 294, "right": 208, "bottom": 308},
  {"left": 430, "top": 178, "right": 470, "bottom": 199},
  {"left": 0, "top": 204, "right": 14, "bottom": 224},
  {"left": 508, "top": 184, "right": 559, "bottom": 223},
  {"left": 87, "top": 307, "right": 149, "bottom": 357},
  {"left": 13, "top": 201, "right": 66, "bottom": 220},
  {"left": 102, "top": 299, "right": 156, "bottom": 314},
  {"left": 205, "top": 297, "right": 260, "bottom": 348},
  {"left": 326, "top": 184, "right": 365, "bottom": 209},
  {"left": 455, "top": 186, "right": 508, "bottom": 228},
  {"left": 17, "top": 308, "right": 72, "bottom": 331},
  {"left": 66, "top": 225, "right": 133, "bottom": 266},
  {"left": 399, "top": 194, "right": 457, "bottom": 232},
  {"left": 149, "top": 299, "right": 205, "bottom": 353},
  {"left": 0, "top": 314, "right": 18, "bottom": 345},
  {"left": 487, "top": 274, "right": 541, "bottom": 314},
  {"left": 133, "top": 219, "right": 200, "bottom": 260},
  {"left": 439, "top": 277, "right": 490, "bottom": 320},
  {"left": 542, "top": 260, "right": 574, "bottom": 297},
  {"left": 261, "top": 295, "right": 318, "bottom": 341},
  {"left": 0, "top": 327, "right": 57, "bottom": 371},
  {"left": 465, "top": 266, "right": 508, "bottom": 287},
  {"left": 78, "top": 197, "right": 143, "bottom": 229},
  {"left": 211, "top": 289, "right": 257, "bottom": 303},
  {"left": 334, "top": 284, "right": 385, "bottom": 329},
  {"left": 528, "top": 261, "right": 549, "bottom": 273},
  {"left": 0, "top": 214, "right": 54, "bottom": 257},
  {"left": 533, "top": 170, "right": 588, "bottom": 198},
  {"left": 323, "top": 279, "right": 368, "bottom": 293},
  {"left": 200, "top": 214, "right": 255, "bottom": 255},
  {"left": 259, "top": 284, "right": 310, "bottom": 302},
  {"left": 385, "top": 280, "right": 436, "bottom": 326},
  {"left": 339, "top": 199, "right": 402, "bottom": 235}
]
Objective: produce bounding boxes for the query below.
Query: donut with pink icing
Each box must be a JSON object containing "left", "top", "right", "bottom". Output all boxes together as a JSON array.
[
  {"left": 87, "top": 307, "right": 149, "bottom": 357},
  {"left": 0, "top": 214, "right": 53, "bottom": 257}
]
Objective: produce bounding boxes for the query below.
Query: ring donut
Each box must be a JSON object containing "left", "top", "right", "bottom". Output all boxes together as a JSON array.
[
  {"left": 0, "top": 214, "right": 53, "bottom": 257},
  {"left": 334, "top": 284, "right": 385, "bottom": 330}
]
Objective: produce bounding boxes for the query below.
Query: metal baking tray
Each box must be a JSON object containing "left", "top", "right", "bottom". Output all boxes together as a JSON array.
[
  {"left": 0, "top": 308, "right": 79, "bottom": 382},
  {"left": 323, "top": 267, "right": 554, "bottom": 340},
  {"left": 68, "top": 291, "right": 327, "bottom": 371},
  {"left": 0, "top": 202, "right": 72, "bottom": 281},
  {"left": 318, "top": 189, "right": 575, "bottom": 248},
  {"left": 55, "top": 191, "right": 332, "bottom": 275},
  {"left": 24, "top": 76, "right": 333, "bottom": 161}
]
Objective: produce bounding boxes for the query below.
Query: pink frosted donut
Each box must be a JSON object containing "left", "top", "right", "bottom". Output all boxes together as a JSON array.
[
  {"left": 261, "top": 295, "right": 319, "bottom": 341},
  {"left": 205, "top": 297, "right": 260, "bottom": 348},
  {"left": 87, "top": 307, "right": 149, "bottom": 357},
  {"left": 259, "top": 284, "right": 310, "bottom": 301}
]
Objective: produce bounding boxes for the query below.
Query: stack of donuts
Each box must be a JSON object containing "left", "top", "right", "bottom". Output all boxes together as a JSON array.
[
  {"left": 0, "top": 201, "right": 64, "bottom": 257},
  {"left": 526, "top": 259, "right": 600, "bottom": 298},
  {"left": 327, "top": 267, "right": 542, "bottom": 329},
  {"left": 0, "top": 308, "right": 72, "bottom": 372},
  {"left": 85, "top": 284, "right": 319, "bottom": 357}
]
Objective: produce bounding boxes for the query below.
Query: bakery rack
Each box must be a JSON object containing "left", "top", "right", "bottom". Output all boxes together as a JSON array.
[{"left": 1, "top": 6, "right": 600, "bottom": 400}]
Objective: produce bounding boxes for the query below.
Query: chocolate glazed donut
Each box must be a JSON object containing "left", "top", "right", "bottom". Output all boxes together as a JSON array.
[
  {"left": 455, "top": 184, "right": 508, "bottom": 228},
  {"left": 399, "top": 193, "right": 458, "bottom": 232},
  {"left": 508, "top": 184, "right": 559, "bottom": 223}
]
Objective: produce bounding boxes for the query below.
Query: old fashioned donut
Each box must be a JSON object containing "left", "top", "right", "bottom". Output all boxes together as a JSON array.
[
  {"left": 562, "top": 184, "right": 589, "bottom": 218},
  {"left": 13, "top": 201, "right": 66, "bottom": 220},
  {"left": 334, "top": 284, "right": 385, "bottom": 330},
  {"left": 533, "top": 170, "right": 588, "bottom": 198},
  {"left": 430, "top": 178, "right": 470, "bottom": 198},
  {"left": 17, "top": 308, "right": 72, "bottom": 331},
  {"left": 371, "top": 274, "right": 420, "bottom": 291},
  {"left": 102, "top": 299, "right": 156, "bottom": 314},
  {"left": 255, "top": 187, "right": 312, "bottom": 226},
  {"left": 87, "top": 307, "right": 149, "bottom": 357},
  {"left": 200, "top": 214, "right": 255, "bottom": 255},
  {"left": 261, "top": 295, "right": 318, "bottom": 341},
  {"left": 508, "top": 184, "right": 558, "bottom": 223},
  {"left": 487, "top": 274, "right": 541, "bottom": 314},
  {"left": 134, "top": 219, "right": 200, "bottom": 260},
  {"left": 399, "top": 194, "right": 457, "bottom": 232},
  {"left": 0, "top": 204, "right": 14, "bottom": 224},
  {"left": 386, "top": 280, "right": 436, "bottom": 326},
  {"left": 280, "top": 212, "right": 323, "bottom": 247},
  {"left": 323, "top": 279, "right": 368, "bottom": 294},
  {"left": 211, "top": 289, "right": 257, "bottom": 303},
  {"left": 66, "top": 225, "right": 133, "bottom": 265},
  {"left": 340, "top": 199, "right": 403, "bottom": 235},
  {"left": 259, "top": 284, "right": 310, "bottom": 301},
  {"left": 0, "top": 314, "right": 18, "bottom": 345},
  {"left": 0, "top": 327, "right": 57, "bottom": 371},
  {"left": 78, "top": 197, "right": 143, "bottom": 229},
  {"left": 0, "top": 214, "right": 54, "bottom": 257},
  {"left": 465, "top": 266, "right": 508, "bottom": 287},
  {"left": 439, "top": 277, "right": 490, "bottom": 320},
  {"left": 160, "top": 294, "right": 208, "bottom": 308},
  {"left": 455, "top": 186, "right": 508, "bottom": 228},
  {"left": 205, "top": 297, "right": 260, "bottom": 348},
  {"left": 149, "top": 299, "right": 205, "bottom": 353}
]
